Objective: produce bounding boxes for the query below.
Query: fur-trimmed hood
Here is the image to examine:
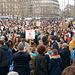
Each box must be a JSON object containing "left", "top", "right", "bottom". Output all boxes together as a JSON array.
[{"left": 52, "top": 55, "right": 61, "bottom": 59}]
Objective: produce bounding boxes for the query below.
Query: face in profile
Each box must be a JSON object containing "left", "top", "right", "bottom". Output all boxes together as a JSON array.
[{"left": 73, "top": 37, "right": 75, "bottom": 42}]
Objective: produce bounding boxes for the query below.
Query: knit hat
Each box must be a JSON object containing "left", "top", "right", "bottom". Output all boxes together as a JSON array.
[{"left": 18, "top": 42, "right": 24, "bottom": 50}]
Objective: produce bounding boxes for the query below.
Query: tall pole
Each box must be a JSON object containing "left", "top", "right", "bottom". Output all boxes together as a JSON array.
[
  {"left": 67, "top": 0, "right": 69, "bottom": 18},
  {"left": 64, "top": 0, "right": 65, "bottom": 18},
  {"left": 74, "top": 0, "right": 75, "bottom": 19},
  {"left": 62, "top": 0, "right": 63, "bottom": 20}
]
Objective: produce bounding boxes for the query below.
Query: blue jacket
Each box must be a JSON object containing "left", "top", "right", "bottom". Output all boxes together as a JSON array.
[
  {"left": 70, "top": 46, "right": 75, "bottom": 61},
  {"left": 8, "top": 47, "right": 12, "bottom": 65},
  {"left": 51, "top": 41, "right": 59, "bottom": 51},
  {"left": 48, "top": 55, "right": 62, "bottom": 75}
]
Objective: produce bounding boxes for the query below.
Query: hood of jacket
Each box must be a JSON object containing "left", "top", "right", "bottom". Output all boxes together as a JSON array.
[
  {"left": 52, "top": 55, "right": 60, "bottom": 59},
  {"left": 0, "top": 45, "right": 8, "bottom": 51}
]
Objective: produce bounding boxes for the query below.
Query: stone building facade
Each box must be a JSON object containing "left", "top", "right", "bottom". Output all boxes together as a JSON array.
[{"left": 0, "top": 0, "right": 60, "bottom": 19}]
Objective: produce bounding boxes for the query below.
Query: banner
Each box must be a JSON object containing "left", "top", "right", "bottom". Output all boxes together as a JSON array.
[
  {"left": 36, "top": 21, "right": 41, "bottom": 26},
  {"left": 26, "top": 30, "right": 35, "bottom": 39},
  {"left": 62, "top": 22, "right": 69, "bottom": 29}
]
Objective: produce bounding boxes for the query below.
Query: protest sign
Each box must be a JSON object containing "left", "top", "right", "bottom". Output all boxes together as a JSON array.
[
  {"left": 36, "top": 21, "right": 41, "bottom": 26},
  {"left": 62, "top": 22, "right": 69, "bottom": 29},
  {"left": 26, "top": 30, "right": 35, "bottom": 39},
  {"left": 26, "top": 21, "right": 29, "bottom": 25}
]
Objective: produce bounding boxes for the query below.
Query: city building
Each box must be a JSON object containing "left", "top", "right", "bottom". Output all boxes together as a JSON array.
[{"left": 0, "top": 0, "right": 60, "bottom": 19}]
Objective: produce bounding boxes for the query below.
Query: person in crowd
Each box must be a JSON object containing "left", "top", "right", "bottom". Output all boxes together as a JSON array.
[
  {"left": 59, "top": 44, "right": 62, "bottom": 51},
  {"left": 48, "top": 49, "right": 62, "bottom": 75},
  {"left": 35, "top": 45, "right": 49, "bottom": 75},
  {"left": 30, "top": 47, "right": 38, "bottom": 75},
  {"left": 59, "top": 43, "right": 70, "bottom": 71},
  {"left": 8, "top": 40, "right": 14, "bottom": 50},
  {"left": 8, "top": 71, "right": 19, "bottom": 75},
  {"left": 42, "top": 36, "right": 48, "bottom": 44},
  {"left": 62, "top": 66, "right": 75, "bottom": 75},
  {"left": 13, "top": 42, "right": 31, "bottom": 75},
  {"left": 14, "top": 36, "right": 20, "bottom": 44},
  {"left": 21, "top": 38, "right": 30, "bottom": 53},
  {"left": 1, "top": 36, "right": 5, "bottom": 41},
  {"left": 20, "top": 29, "right": 25, "bottom": 38},
  {"left": 12, "top": 42, "right": 18, "bottom": 54},
  {"left": 3, "top": 32, "right": 8, "bottom": 42},
  {"left": 64, "top": 35, "right": 69, "bottom": 44},
  {"left": 68, "top": 21, "right": 73, "bottom": 28},
  {"left": 30, "top": 39, "right": 37, "bottom": 47},
  {"left": 38, "top": 40, "right": 43, "bottom": 45},
  {"left": 0, "top": 40, "right": 9, "bottom": 75},
  {"left": 48, "top": 35, "right": 59, "bottom": 51},
  {"left": 69, "top": 35, "right": 75, "bottom": 52},
  {"left": 46, "top": 47, "right": 52, "bottom": 59}
]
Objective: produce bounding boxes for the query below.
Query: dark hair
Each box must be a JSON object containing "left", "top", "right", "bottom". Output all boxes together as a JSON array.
[
  {"left": 42, "top": 36, "right": 47, "bottom": 42},
  {"left": 8, "top": 40, "right": 14, "bottom": 48},
  {"left": 0, "top": 40, "right": 4, "bottom": 45},
  {"left": 52, "top": 49, "right": 58, "bottom": 55},
  {"left": 43, "top": 41, "right": 49, "bottom": 45},
  {"left": 21, "top": 38, "right": 25, "bottom": 42},
  {"left": 49, "top": 35, "right": 55, "bottom": 40},
  {"left": 14, "top": 37, "right": 20, "bottom": 43},
  {"left": 13, "top": 42, "right": 18, "bottom": 49},
  {"left": 31, "top": 47, "right": 36, "bottom": 53},
  {"left": 37, "top": 45, "right": 46, "bottom": 54},
  {"left": 46, "top": 47, "right": 52, "bottom": 52},
  {"left": 62, "top": 66, "right": 75, "bottom": 75}
]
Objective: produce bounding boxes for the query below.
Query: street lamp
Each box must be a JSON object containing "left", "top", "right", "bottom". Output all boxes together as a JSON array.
[{"left": 74, "top": 0, "right": 75, "bottom": 19}]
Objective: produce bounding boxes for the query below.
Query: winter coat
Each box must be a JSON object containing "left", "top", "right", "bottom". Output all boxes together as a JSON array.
[
  {"left": 12, "top": 48, "right": 18, "bottom": 54},
  {"left": 30, "top": 43, "right": 37, "bottom": 48},
  {"left": 20, "top": 32, "right": 25, "bottom": 38},
  {"left": 30, "top": 53, "right": 38, "bottom": 70},
  {"left": 51, "top": 41, "right": 59, "bottom": 51},
  {"left": 69, "top": 40, "right": 75, "bottom": 52},
  {"left": 48, "top": 55, "right": 62, "bottom": 75},
  {"left": 0, "top": 45, "right": 9, "bottom": 67},
  {"left": 8, "top": 47, "right": 12, "bottom": 65},
  {"left": 25, "top": 42, "right": 30, "bottom": 53},
  {"left": 59, "top": 48, "right": 70, "bottom": 71},
  {"left": 30, "top": 53, "right": 38, "bottom": 75},
  {"left": 35, "top": 54, "right": 49, "bottom": 75},
  {"left": 70, "top": 46, "right": 75, "bottom": 61},
  {"left": 13, "top": 52, "right": 31, "bottom": 75}
]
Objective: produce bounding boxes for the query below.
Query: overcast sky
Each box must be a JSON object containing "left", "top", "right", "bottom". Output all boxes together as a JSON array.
[{"left": 58, "top": 0, "right": 74, "bottom": 9}]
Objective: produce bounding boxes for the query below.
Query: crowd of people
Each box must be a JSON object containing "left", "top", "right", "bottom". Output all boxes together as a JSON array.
[{"left": 0, "top": 18, "right": 75, "bottom": 75}]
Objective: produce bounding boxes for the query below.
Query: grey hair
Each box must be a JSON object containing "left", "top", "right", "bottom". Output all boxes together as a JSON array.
[
  {"left": 72, "top": 35, "right": 75, "bottom": 40},
  {"left": 39, "top": 40, "right": 43, "bottom": 43},
  {"left": 8, "top": 71, "right": 19, "bottom": 75},
  {"left": 1, "top": 36, "right": 5, "bottom": 39},
  {"left": 62, "top": 43, "right": 68, "bottom": 48}
]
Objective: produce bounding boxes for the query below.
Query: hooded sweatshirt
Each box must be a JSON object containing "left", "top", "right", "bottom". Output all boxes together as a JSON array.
[{"left": 0, "top": 45, "right": 9, "bottom": 67}]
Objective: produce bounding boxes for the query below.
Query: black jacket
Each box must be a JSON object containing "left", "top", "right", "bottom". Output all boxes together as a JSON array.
[
  {"left": 35, "top": 54, "right": 49, "bottom": 75},
  {"left": 59, "top": 48, "right": 70, "bottom": 71},
  {"left": 13, "top": 52, "right": 31, "bottom": 75},
  {"left": 0, "top": 45, "right": 9, "bottom": 67},
  {"left": 48, "top": 55, "right": 62, "bottom": 75}
]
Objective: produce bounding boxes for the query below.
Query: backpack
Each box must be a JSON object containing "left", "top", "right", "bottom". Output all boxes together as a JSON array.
[{"left": 70, "top": 46, "right": 75, "bottom": 61}]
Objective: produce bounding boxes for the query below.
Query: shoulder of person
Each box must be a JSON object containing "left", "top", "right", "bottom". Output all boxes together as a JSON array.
[{"left": 25, "top": 42, "right": 30, "bottom": 46}]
